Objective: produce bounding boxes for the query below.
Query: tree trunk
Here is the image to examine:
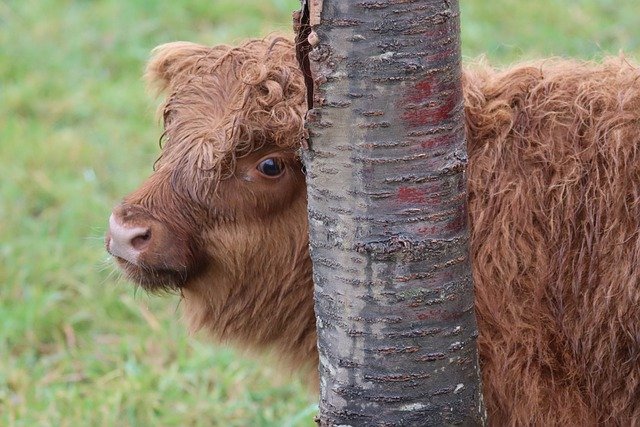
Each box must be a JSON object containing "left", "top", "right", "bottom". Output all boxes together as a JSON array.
[{"left": 296, "top": 0, "right": 484, "bottom": 425}]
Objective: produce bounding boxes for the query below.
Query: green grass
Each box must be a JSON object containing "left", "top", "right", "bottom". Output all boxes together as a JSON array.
[{"left": 1, "top": 0, "right": 638, "bottom": 425}]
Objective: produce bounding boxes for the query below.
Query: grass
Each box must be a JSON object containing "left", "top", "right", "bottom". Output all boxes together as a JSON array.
[{"left": 1, "top": 0, "right": 638, "bottom": 425}]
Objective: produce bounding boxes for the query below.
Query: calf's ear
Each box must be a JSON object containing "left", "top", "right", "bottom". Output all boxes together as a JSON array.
[{"left": 145, "top": 42, "right": 212, "bottom": 95}]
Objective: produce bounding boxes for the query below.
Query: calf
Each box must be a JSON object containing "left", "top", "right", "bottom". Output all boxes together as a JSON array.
[{"left": 105, "top": 37, "right": 640, "bottom": 425}]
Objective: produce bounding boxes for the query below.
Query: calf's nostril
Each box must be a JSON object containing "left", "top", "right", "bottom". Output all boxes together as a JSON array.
[
  {"left": 131, "top": 229, "right": 152, "bottom": 250},
  {"left": 108, "top": 213, "right": 154, "bottom": 264}
]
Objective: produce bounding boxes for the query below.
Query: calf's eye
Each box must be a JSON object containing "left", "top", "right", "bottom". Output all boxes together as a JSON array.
[{"left": 257, "top": 158, "right": 284, "bottom": 177}]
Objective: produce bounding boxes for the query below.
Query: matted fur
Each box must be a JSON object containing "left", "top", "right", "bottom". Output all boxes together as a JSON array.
[{"left": 113, "top": 36, "right": 640, "bottom": 425}]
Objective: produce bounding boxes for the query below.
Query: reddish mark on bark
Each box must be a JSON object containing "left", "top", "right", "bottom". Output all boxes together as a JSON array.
[
  {"left": 418, "top": 204, "right": 467, "bottom": 236},
  {"left": 402, "top": 97, "right": 456, "bottom": 128},
  {"left": 427, "top": 45, "right": 458, "bottom": 64},
  {"left": 421, "top": 133, "right": 453, "bottom": 149},
  {"left": 405, "top": 78, "right": 433, "bottom": 103},
  {"left": 418, "top": 225, "right": 438, "bottom": 236},
  {"left": 447, "top": 203, "right": 468, "bottom": 233},
  {"left": 397, "top": 187, "right": 426, "bottom": 204},
  {"left": 403, "top": 72, "right": 458, "bottom": 104}
]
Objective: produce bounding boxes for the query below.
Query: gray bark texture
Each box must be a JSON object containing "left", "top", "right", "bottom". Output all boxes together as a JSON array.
[{"left": 296, "top": 0, "right": 485, "bottom": 425}]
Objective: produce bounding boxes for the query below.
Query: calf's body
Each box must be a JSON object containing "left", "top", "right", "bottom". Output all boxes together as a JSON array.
[{"left": 105, "top": 38, "right": 640, "bottom": 425}]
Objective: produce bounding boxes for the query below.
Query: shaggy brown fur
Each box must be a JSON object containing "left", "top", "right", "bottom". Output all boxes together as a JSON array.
[
  {"left": 106, "top": 37, "right": 640, "bottom": 425},
  {"left": 466, "top": 57, "right": 640, "bottom": 425}
]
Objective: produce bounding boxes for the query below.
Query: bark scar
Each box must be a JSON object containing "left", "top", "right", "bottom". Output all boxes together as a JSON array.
[
  {"left": 309, "top": 0, "right": 323, "bottom": 27},
  {"left": 294, "top": 1, "right": 314, "bottom": 111}
]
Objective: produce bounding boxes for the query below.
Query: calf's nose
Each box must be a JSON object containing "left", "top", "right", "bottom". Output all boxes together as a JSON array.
[{"left": 107, "top": 213, "right": 152, "bottom": 264}]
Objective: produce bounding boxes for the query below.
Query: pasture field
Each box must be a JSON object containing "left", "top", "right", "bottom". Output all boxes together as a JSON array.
[{"left": 1, "top": 0, "right": 638, "bottom": 425}]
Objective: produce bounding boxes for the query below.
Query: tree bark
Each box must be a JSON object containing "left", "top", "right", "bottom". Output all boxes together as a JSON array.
[{"left": 297, "top": 0, "right": 484, "bottom": 425}]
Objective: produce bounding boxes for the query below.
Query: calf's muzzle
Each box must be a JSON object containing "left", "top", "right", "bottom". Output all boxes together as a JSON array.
[
  {"left": 106, "top": 203, "right": 201, "bottom": 290},
  {"left": 107, "top": 213, "right": 151, "bottom": 265}
]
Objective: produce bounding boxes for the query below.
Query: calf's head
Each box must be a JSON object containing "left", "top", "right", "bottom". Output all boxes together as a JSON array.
[{"left": 105, "top": 39, "right": 315, "bottom": 358}]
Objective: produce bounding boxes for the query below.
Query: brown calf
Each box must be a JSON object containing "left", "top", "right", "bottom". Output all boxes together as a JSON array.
[{"left": 105, "top": 37, "right": 640, "bottom": 425}]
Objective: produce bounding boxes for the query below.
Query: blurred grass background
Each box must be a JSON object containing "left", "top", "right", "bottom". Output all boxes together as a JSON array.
[{"left": 0, "top": 0, "right": 638, "bottom": 426}]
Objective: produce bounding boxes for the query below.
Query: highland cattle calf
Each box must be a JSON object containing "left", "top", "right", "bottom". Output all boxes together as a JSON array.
[{"left": 105, "top": 37, "right": 640, "bottom": 425}]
